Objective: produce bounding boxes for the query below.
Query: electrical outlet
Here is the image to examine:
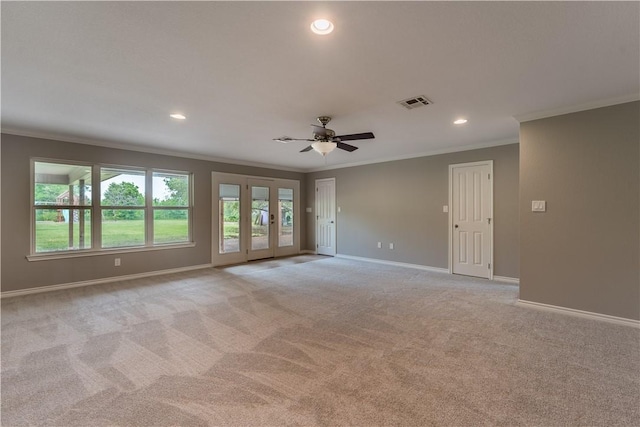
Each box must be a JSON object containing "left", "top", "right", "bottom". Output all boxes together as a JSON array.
[
  {"left": 389, "top": 243, "right": 394, "bottom": 250},
  {"left": 377, "top": 242, "right": 382, "bottom": 249},
  {"left": 115, "top": 258, "right": 121, "bottom": 267},
  {"left": 532, "top": 200, "right": 546, "bottom": 212}
]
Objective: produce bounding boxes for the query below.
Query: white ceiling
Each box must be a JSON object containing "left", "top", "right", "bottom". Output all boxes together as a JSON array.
[{"left": 2, "top": 1, "right": 639, "bottom": 172}]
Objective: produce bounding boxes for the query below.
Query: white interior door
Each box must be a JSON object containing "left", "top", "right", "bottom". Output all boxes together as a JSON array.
[
  {"left": 316, "top": 178, "right": 336, "bottom": 256},
  {"left": 450, "top": 161, "right": 493, "bottom": 279}
]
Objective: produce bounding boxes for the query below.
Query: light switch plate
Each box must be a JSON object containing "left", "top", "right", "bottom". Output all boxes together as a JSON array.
[
  {"left": 532, "top": 200, "right": 546, "bottom": 212},
  {"left": 306, "top": 207, "right": 312, "bottom": 213},
  {"left": 443, "top": 205, "right": 449, "bottom": 213}
]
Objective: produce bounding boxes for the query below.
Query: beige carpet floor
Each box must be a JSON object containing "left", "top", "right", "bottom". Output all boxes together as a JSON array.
[{"left": 1, "top": 255, "right": 639, "bottom": 426}]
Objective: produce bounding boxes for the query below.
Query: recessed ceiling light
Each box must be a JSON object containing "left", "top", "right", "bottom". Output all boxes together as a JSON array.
[
  {"left": 454, "top": 118, "right": 468, "bottom": 125},
  {"left": 170, "top": 113, "right": 186, "bottom": 120},
  {"left": 310, "top": 19, "right": 334, "bottom": 35}
]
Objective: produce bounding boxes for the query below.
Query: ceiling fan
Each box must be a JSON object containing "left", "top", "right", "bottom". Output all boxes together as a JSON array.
[{"left": 273, "top": 116, "right": 375, "bottom": 156}]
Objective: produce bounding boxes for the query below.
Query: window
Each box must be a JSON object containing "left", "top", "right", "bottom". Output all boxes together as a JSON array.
[
  {"left": 33, "top": 161, "right": 93, "bottom": 253},
  {"left": 100, "top": 167, "right": 146, "bottom": 248},
  {"left": 31, "top": 159, "right": 192, "bottom": 257},
  {"left": 152, "top": 171, "right": 190, "bottom": 244}
]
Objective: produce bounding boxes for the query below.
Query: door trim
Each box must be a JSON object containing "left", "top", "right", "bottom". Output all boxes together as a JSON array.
[{"left": 448, "top": 160, "right": 494, "bottom": 279}]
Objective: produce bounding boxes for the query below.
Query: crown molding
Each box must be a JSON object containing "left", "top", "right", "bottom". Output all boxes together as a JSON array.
[
  {"left": 305, "top": 138, "right": 519, "bottom": 173},
  {"left": 513, "top": 93, "right": 640, "bottom": 123},
  {"left": 2, "top": 127, "right": 519, "bottom": 174},
  {"left": 0, "top": 128, "right": 307, "bottom": 173}
]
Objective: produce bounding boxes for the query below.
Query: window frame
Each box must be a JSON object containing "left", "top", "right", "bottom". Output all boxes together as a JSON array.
[
  {"left": 31, "top": 158, "right": 94, "bottom": 255},
  {"left": 99, "top": 164, "right": 148, "bottom": 249},
  {"left": 151, "top": 169, "right": 193, "bottom": 246},
  {"left": 28, "top": 158, "right": 194, "bottom": 261}
]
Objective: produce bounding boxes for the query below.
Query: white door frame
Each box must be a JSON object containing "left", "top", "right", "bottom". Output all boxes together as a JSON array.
[
  {"left": 315, "top": 178, "right": 336, "bottom": 256},
  {"left": 212, "top": 172, "right": 300, "bottom": 266},
  {"left": 212, "top": 173, "right": 246, "bottom": 266},
  {"left": 448, "top": 160, "right": 494, "bottom": 279}
]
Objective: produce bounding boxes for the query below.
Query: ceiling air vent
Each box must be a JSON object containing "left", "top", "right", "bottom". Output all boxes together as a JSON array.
[{"left": 397, "top": 95, "right": 432, "bottom": 110}]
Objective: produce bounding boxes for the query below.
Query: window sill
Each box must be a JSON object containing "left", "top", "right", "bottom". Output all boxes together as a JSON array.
[{"left": 26, "top": 242, "right": 196, "bottom": 262}]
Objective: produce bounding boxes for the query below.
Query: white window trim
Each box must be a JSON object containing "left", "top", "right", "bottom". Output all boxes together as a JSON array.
[
  {"left": 30, "top": 158, "right": 194, "bottom": 258},
  {"left": 31, "top": 158, "right": 95, "bottom": 255},
  {"left": 26, "top": 242, "right": 197, "bottom": 262}
]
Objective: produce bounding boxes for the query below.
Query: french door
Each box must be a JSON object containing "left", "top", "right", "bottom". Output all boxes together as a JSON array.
[
  {"left": 212, "top": 173, "right": 299, "bottom": 266},
  {"left": 247, "top": 179, "right": 273, "bottom": 260}
]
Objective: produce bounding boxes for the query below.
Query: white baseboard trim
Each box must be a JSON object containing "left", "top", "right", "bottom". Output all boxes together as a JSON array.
[
  {"left": 1, "top": 263, "right": 213, "bottom": 299},
  {"left": 517, "top": 299, "right": 640, "bottom": 328},
  {"left": 335, "top": 254, "right": 449, "bottom": 274},
  {"left": 493, "top": 275, "right": 520, "bottom": 284},
  {"left": 299, "top": 250, "right": 318, "bottom": 255}
]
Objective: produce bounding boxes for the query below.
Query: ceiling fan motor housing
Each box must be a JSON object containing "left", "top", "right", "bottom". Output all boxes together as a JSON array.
[{"left": 314, "top": 128, "right": 335, "bottom": 140}]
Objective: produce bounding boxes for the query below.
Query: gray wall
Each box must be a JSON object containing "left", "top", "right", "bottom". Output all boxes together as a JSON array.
[
  {"left": 0, "top": 133, "right": 306, "bottom": 292},
  {"left": 305, "top": 144, "right": 520, "bottom": 279},
  {"left": 519, "top": 101, "right": 639, "bottom": 320},
  {"left": 5, "top": 102, "right": 638, "bottom": 322}
]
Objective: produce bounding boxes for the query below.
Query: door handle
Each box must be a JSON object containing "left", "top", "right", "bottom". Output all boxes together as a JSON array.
[
  {"left": 330, "top": 221, "right": 334, "bottom": 224},
  {"left": 454, "top": 224, "right": 459, "bottom": 228}
]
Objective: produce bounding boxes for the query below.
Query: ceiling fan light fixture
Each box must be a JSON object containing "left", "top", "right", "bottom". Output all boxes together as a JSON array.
[
  {"left": 311, "top": 141, "right": 337, "bottom": 156},
  {"left": 310, "top": 19, "right": 334, "bottom": 35},
  {"left": 170, "top": 113, "right": 186, "bottom": 120},
  {"left": 454, "top": 118, "right": 468, "bottom": 125}
]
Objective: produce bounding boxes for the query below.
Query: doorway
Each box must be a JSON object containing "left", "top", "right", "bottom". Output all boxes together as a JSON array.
[
  {"left": 212, "top": 173, "right": 300, "bottom": 266},
  {"left": 449, "top": 161, "right": 493, "bottom": 279}
]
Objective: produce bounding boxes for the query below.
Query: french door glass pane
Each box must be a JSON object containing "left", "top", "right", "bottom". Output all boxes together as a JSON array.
[
  {"left": 219, "top": 184, "right": 240, "bottom": 254},
  {"left": 278, "top": 188, "right": 293, "bottom": 247},
  {"left": 251, "top": 186, "right": 269, "bottom": 250}
]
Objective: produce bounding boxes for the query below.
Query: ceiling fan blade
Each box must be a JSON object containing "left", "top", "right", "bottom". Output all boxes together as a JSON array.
[
  {"left": 337, "top": 142, "right": 359, "bottom": 152},
  {"left": 273, "top": 136, "right": 314, "bottom": 143},
  {"left": 300, "top": 145, "right": 314, "bottom": 152},
  {"left": 335, "top": 132, "right": 375, "bottom": 141}
]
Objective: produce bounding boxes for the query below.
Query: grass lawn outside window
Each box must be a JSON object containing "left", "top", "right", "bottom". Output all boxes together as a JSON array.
[{"left": 35, "top": 219, "right": 191, "bottom": 252}]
